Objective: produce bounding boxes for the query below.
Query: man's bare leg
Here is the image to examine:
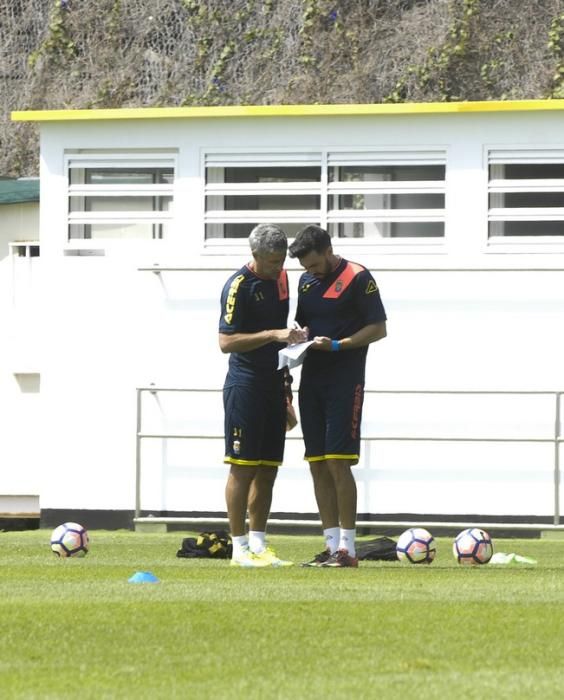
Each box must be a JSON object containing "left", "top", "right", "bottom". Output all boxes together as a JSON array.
[
  {"left": 326, "top": 459, "right": 357, "bottom": 530},
  {"left": 225, "top": 465, "right": 257, "bottom": 536},
  {"left": 309, "top": 461, "right": 339, "bottom": 529},
  {"left": 248, "top": 466, "right": 278, "bottom": 532}
]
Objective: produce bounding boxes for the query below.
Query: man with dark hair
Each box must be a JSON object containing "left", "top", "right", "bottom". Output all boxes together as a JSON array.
[
  {"left": 289, "top": 225, "right": 387, "bottom": 568},
  {"left": 219, "top": 224, "right": 307, "bottom": 567}
]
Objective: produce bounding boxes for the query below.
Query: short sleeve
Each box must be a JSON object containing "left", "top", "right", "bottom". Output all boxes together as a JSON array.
[
  {"left": 353, "top": 269, "right": 387, "bottom": 324},
  {"left": 219, "top": 273, "right": 248, "bottom": 334}
]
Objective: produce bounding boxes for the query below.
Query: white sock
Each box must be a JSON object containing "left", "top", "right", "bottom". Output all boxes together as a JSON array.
[
  {"left": 339, "top": 528, "right": 356, "bottom": 557},
  {"left": 248, "top": 530, "right": 266, "bottom": 554},
  {"left": 323, "top": 527, "right": 340, "bottom": 554},
  {"left": 232, "top": 535, "right": 249, "bottom": 558}
]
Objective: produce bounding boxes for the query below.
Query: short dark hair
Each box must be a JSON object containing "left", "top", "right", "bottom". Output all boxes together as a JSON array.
[{"left": 288, "top": 225, "right": 332, "bottom": 259}]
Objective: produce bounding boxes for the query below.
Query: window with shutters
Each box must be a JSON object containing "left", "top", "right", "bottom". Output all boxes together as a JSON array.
[
  {"left": 65, "top": 151, "right": 176, "bottom": 241},
  {"left": 488, "top": 149, "right": 564, "bottom": 241},
  {"left": 204, "top": 149, "right": 446, "bottom": 244},
  {"left": 327, "top": 151, "right": 445, "bottom": 240}
]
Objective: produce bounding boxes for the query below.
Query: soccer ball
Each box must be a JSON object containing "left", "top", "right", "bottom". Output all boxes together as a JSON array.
[
  {"left": 50, "top": 522, "right": 89, "bottom": 558},
  {"left": 453, "top": 528, "right": 493, "bottom": 565},
  {"left": 396, "top": 527, "right": 436, "bottom": 564}
]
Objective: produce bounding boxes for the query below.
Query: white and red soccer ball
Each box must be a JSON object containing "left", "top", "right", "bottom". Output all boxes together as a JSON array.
[
  {"left": 396, "top": 527, "right": 436, "bottom": 564},
  {"left": 50, "top": 522, "right": 90, "bottom": 558},
  {"left": 453, "top": 527, "right": 493, "bottom": 565}
]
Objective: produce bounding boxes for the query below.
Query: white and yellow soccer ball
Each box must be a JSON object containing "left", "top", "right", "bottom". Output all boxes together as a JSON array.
[
  {"left": 396, "top": 527, "right": 436, "bottom": 564},
  {"left": 50, "top": 522, "right": 90, "bottom": 558},
  {"left": 453, "top": 527, "right": 493, "bottom": 565}
]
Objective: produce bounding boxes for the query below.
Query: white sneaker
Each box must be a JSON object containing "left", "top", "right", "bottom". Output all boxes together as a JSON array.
[{"left": 230, "top": 547, "right": 270, "bottom": 568}]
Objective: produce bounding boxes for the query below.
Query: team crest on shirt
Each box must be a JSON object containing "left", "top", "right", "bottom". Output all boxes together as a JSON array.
[
  {"left": 365, "top": 280, "right": 378, "bottom": 294},
  {"left": 300, "top": 282, "right": 312, "bottom": 294}
]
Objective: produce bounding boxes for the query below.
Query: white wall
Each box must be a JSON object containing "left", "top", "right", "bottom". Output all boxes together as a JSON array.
[
  {"left": 0, "top": 201, "right": 41, "bottom": 507},
  {"left": 132, "top": 267, "right": 563, "bottom": 519},
  {"left": 3, "top": 108, "right": 564, "bottom": 522},
  {"left": 0, "top": 202, "right": 38, "bottom": 259}
]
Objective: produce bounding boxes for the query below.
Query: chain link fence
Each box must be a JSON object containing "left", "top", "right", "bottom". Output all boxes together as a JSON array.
[{"left": 1, "top": 0, "right": 562, "bottom": 176}]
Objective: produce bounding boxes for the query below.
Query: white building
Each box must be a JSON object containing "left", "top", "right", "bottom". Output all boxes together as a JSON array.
[
  {"left": 0, "top": 178, "right": 40, "bottom": 525},
  {"left": 5, "top": 100, "right": 564, "bottom": 531}
]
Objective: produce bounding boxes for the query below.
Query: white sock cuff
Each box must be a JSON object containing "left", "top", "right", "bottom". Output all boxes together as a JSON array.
[
  {"left": 323, "top": 527, "right": 340, "bottom": 554},
  {"left": 339, "top": 528, "right": 356, "bottom": 556},
  {"left": 231, "top": 535, "right": 248, "bottom": 556},
  {"left": 248, "top": 530, "right": 266, "bottom": 554}
]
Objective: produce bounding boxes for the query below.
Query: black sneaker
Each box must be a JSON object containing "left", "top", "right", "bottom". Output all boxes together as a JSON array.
[{"left": 301, "top": 549, "right": 332, "bottom": 567}]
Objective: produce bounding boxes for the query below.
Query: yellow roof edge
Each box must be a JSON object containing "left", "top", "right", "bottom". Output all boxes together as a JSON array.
[{"left": 11, "top": 99, "right": 564, "bottom": 122}]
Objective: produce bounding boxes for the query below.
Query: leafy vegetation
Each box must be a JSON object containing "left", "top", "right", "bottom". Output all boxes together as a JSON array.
[{"left": 1, "top": 0, "right": 564, "bottom": 176}]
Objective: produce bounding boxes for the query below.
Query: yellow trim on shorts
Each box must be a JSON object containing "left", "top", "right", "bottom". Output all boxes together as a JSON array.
[
  {"left": 224, "top": 457, "right": 282, "bottom": 467},
  {"left": 306, "top": 454, "right": 359, "bottom": 463}
]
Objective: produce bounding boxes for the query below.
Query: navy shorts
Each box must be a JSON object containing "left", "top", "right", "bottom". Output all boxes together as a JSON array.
[
  {"left": 298, "top": 371, "right": 365, "bottom": 465},
  {"left": 223, "top": 377, "right": 286, "bottom": 467}
]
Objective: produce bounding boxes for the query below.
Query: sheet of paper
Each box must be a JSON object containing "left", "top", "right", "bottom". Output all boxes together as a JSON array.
[{"left": 277, "top": 340, "right": 314, "bottom": 370}]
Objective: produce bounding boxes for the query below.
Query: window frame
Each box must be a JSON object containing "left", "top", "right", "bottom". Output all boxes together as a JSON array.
[
  {"left": 64, "top": 151, "right": 177, "bottom": 243},
  {"left": 486, "top": 146, "right": 564, "bottom": 252},
  {"left": 202, "top": 147, "right": 447, "bottom": 251}
]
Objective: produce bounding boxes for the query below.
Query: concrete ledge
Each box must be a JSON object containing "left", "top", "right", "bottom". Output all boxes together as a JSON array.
[
  {"left": 0, "top": 496, "right": 40, "bottom": 530},
  {"left": 0, "top": 495, "right": 40, "bottom": 513}
]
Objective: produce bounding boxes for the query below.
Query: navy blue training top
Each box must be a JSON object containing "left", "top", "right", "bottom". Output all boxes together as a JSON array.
[
  {"left": 219, "top": 264, "right": 289, "bottom": 382},
  {"left": 295, "top": 257, "right": 387, "bottom": 377}
]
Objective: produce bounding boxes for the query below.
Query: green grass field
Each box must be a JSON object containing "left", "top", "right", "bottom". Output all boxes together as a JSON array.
[{"left": 1, "top": 530, "right": 563, "bottom": 700}]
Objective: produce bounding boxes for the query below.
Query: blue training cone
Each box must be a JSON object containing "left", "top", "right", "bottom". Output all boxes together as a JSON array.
[{"left": 128, "top": 571, "right": 160, "bottom": 583}]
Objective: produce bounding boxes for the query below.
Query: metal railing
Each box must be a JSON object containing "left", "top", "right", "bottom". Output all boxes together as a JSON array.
[{"left": 135, "top": 387, "right": 562, "bottom": 529}]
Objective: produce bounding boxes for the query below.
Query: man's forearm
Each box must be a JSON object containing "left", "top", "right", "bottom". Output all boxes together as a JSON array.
[{"left": 338, "top": 322, "right": 387, "bottom": 350}]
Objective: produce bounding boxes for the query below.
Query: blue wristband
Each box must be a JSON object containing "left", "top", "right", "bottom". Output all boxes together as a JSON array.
[{"left": 331, "top": 339, "right": 340, "bottom": 352}]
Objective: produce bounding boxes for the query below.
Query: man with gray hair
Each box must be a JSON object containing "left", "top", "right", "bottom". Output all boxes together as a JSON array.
[{"left": 219, "top": 224, "right": 307, "bottom": 567}]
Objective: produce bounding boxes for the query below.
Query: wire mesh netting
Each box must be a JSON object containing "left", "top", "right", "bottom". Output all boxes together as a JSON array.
[{"left": 1, "top": 0, "right": 562, "bottom": 176}]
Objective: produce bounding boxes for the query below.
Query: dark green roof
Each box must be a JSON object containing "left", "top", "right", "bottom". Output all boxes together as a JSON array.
[{"left": 0, "top": 178, "right": 39, "bottom": 205}]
